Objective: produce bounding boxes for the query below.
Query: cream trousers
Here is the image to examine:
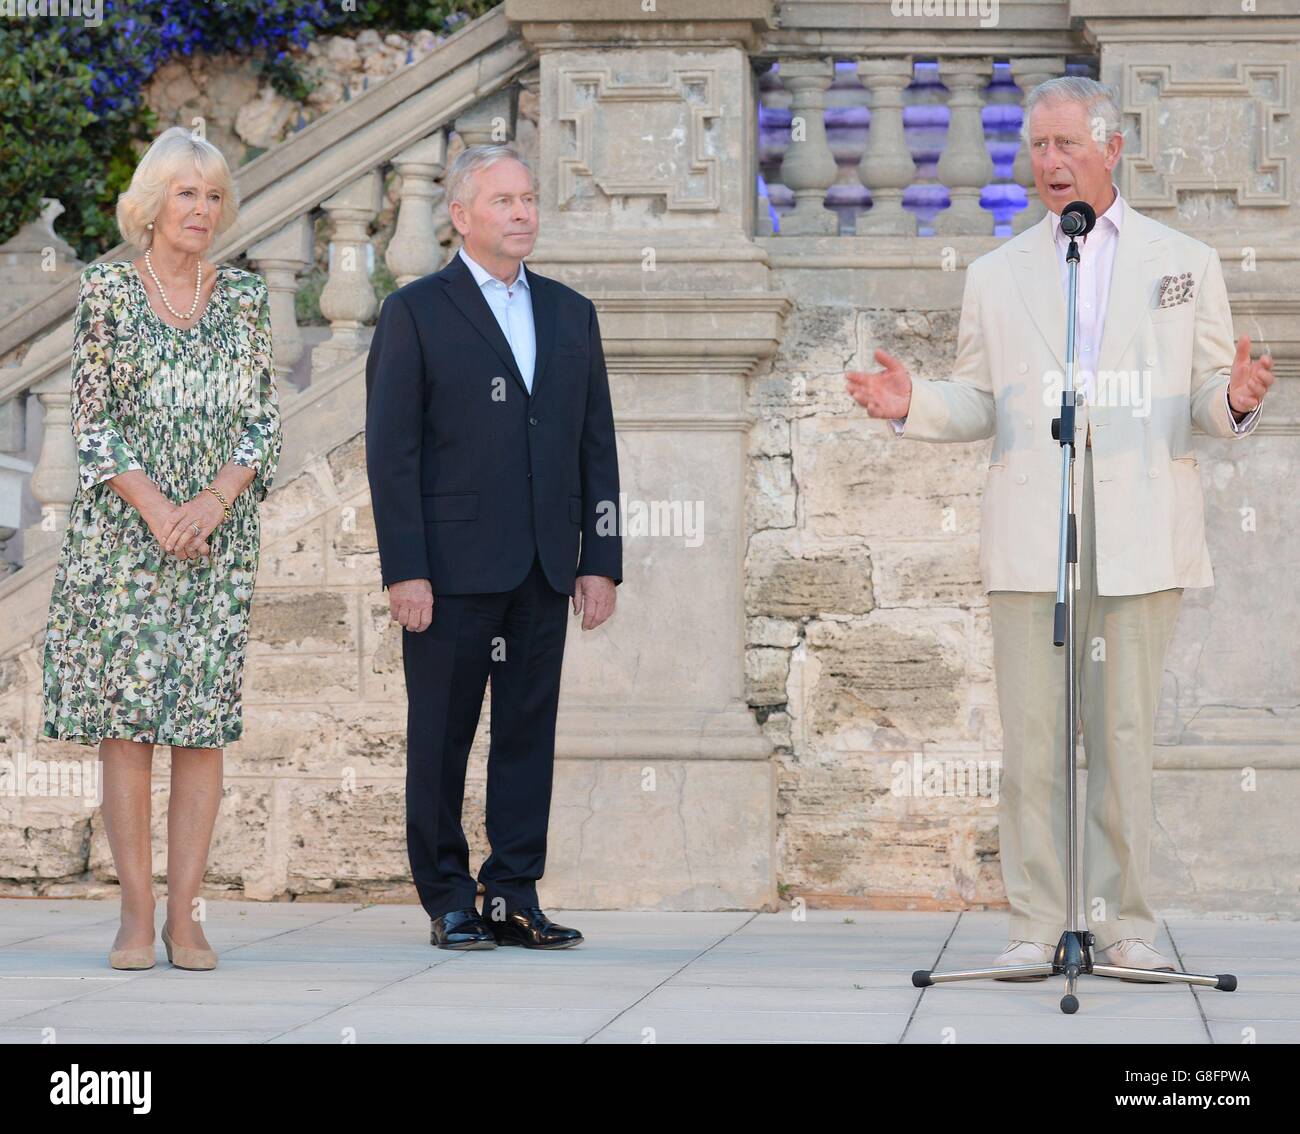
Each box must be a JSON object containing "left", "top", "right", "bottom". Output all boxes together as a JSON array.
[{"left": 988, "top": 446, "right": 1182, "bottom": 952}]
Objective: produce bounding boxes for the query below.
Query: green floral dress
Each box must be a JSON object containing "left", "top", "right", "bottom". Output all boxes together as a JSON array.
[{"left": 41, "top": 261, "right": 283, "bottom": 748}]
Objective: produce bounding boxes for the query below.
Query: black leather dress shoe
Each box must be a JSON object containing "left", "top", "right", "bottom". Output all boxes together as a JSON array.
[
  {"left": 430, "top": 908, "right": 497, "bottom": 950},
  {"left": 489, "top": 907, "right": 583, "bottom": 949}
]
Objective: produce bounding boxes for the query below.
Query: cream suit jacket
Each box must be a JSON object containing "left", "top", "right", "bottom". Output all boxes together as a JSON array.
[{"left": 899, "top": 206, "right": 1259, "bottom": 596}]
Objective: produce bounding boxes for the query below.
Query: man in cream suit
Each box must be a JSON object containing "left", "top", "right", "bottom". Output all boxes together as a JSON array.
[{"left": 846, "top": 77, "right": 1274, "bottom": 977}]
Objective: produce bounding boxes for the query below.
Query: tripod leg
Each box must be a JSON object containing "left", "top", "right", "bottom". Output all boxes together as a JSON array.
[
  {"left": 1092, "top": 964, "right": 1236, "bottom": 990},
  {"left": 913, "top": 963, "right": 1055, "bottom": 986}
]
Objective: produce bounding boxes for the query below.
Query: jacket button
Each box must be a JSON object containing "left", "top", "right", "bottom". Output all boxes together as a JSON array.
[
  {"left": 1025, "top": 418, "right": 1033, "bottom": 427},
  {"left": 1016, "top": 473, "right": 1027, "bottom": 484},
  {"left": 529, "top": 416, "right": 538, "bottom": 425},
  {"left": 1148, "top": 468, "right": 1158, "bottom": 477}
]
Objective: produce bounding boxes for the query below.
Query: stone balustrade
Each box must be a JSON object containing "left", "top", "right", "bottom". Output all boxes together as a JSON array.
[{"left": 759, "top": 55, "right": 1092, "bottom": 238}]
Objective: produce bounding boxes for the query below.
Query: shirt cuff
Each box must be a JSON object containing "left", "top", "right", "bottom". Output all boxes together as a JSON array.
[{"left": 1226, "top": 385, "right": 1261, "bottom": 434}]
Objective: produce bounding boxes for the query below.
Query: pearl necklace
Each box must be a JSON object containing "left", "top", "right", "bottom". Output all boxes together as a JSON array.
[{"left": 144, "top": 248, "right": 203, "bottom": 321}]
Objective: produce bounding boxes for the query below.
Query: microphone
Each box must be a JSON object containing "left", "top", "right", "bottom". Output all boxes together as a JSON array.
[{"left": 1059, "top": 200, "right": 1096, "bottom": 237}]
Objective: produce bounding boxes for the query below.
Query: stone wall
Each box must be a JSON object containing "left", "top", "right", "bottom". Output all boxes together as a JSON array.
[
  {"left": 146, "top": 28, "right": 449, "bottom": 164},
  {"left": 745, "top": 302, "right": 1005, "bottom": 909}
]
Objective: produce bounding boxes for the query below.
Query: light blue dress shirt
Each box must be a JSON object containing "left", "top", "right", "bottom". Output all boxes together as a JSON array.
[{"left": 458, "top": 245, "right": 537, "bottom": 394}]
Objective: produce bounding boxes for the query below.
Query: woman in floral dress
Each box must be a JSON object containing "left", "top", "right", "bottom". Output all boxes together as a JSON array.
[{"left": 41, "top": 127, "right": 282, "bottom": 971}]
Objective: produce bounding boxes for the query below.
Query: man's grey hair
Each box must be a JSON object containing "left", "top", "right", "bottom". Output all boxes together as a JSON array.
[
  {"left": 444, "top": 144, "right": 537, "bottom": 209},
  {"left": 1020, "top": 76, "right": 1123, "bottom": 150}
]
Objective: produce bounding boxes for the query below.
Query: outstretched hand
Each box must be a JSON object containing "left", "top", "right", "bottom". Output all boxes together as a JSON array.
[
  {"left": 1227, "top": 334, "right": 1274, "bottom": 417},
  {"left": 845, "top": 348, "right": 913, "bottom": 420}
]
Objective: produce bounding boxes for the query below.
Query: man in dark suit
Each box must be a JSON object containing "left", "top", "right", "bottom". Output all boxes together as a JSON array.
[{"left": 365, "top": 144, "right": 622, "bottom": 951}]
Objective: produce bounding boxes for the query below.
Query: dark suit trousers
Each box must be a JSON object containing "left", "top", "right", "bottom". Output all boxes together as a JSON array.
[{"left": 401, "top": 552, "right": 569, "bottom": 921}]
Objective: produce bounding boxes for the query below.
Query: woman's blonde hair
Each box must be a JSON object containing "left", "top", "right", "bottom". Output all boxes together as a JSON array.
[{"left": 116, "top": 126, "right": 239, "bottom": 250}]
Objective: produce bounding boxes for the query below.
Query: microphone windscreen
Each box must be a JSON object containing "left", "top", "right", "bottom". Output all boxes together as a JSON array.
[{"left": 1061, "top": 200, "right": 1097, "bottom": 236}]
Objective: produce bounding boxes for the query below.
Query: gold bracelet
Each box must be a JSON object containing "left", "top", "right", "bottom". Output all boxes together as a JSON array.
[{"left": 204, "top": 485, "right": 232, "bottom": 521}]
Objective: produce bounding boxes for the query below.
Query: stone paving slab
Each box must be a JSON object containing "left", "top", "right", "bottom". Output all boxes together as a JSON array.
[{"left": 0, "top": 901, "right": 1293, "bottom": 1043}]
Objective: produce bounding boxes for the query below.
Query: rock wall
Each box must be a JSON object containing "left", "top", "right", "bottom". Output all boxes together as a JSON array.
[{"left": 745, "top": 302, "right": 1004, "bottom": 909}]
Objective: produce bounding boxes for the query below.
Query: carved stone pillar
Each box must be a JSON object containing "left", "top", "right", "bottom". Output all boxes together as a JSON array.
[
  {"left": 387, "top": 132, "right": 448, "bottom": 287},
  {"left": 11, "top": 325, "right": 75, "bottom": 560},
  {"left": 776, "top": 57, "right": 839, "bottom": 235},
  {"left": 0, "top": 396, "right": 30, "bottom": 568},
  {"left": 856, "top": 58, "right": 918, "bottom": 236},
  {"left": 934, "top": 59, "right": 994, "bottom": 235},
  {"left": 248, "top": 215, "right": 314, "bottom": 386},
  {"left": 312, "top": 172, "right": 381, "bottom": 374},
  {"left": 0, "top": 452, "right": 31, "bottom": 572},
  {"left": 25, "top": 378, "right": 76, "bottom": 559}
]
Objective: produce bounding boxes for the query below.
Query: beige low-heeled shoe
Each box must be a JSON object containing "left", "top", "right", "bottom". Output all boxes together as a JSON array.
[
  {"left": 109, "top": 943, "right": 156, "bottom": 970},
  {"left": 161, "top": 924, "right": 218, "bottom": 971}
]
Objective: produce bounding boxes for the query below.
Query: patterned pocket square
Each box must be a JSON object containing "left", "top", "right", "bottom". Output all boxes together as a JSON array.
[{"left": 1156, "top": 271, "right": 1195, "bottom": 309}]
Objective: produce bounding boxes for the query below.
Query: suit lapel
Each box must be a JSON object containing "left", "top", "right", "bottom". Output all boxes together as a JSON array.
[
  {"left": 440, "top": 252, "right": 530, "bottom": 399},
  {"left": 525, "top": 263, "right": 555, "bottom": 401},
  {"left": 1097, "top": 208, "right": 1163, "bottom": 375},
  {"left": 1012, "top": 212, "right": 1068, "bottom": 375}
]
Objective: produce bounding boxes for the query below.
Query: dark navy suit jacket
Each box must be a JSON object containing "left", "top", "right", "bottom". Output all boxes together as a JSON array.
[{"left": 364, "top": 251, "right": 622, "bottom": 596}]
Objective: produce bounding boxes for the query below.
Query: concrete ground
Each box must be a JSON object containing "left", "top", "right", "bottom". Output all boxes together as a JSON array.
[{"left": 0, "top": 901, "right": 1294, "bottom": 1043}]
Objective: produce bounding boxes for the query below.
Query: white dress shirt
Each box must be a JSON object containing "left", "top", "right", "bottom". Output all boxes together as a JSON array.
[
  {"left": 894, "top": 186, "right": 1259, "bottom": 436},
  {"left": 458, "top": 245, "right": 537, "bottom": 394},
  {"left": 1050, "top": 185, "right": 1123, "bottom": 413}
]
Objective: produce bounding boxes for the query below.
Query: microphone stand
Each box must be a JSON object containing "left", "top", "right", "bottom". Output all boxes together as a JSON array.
[{"left": 911, "top": 201, "right": 1238, "bottom": 1013}]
